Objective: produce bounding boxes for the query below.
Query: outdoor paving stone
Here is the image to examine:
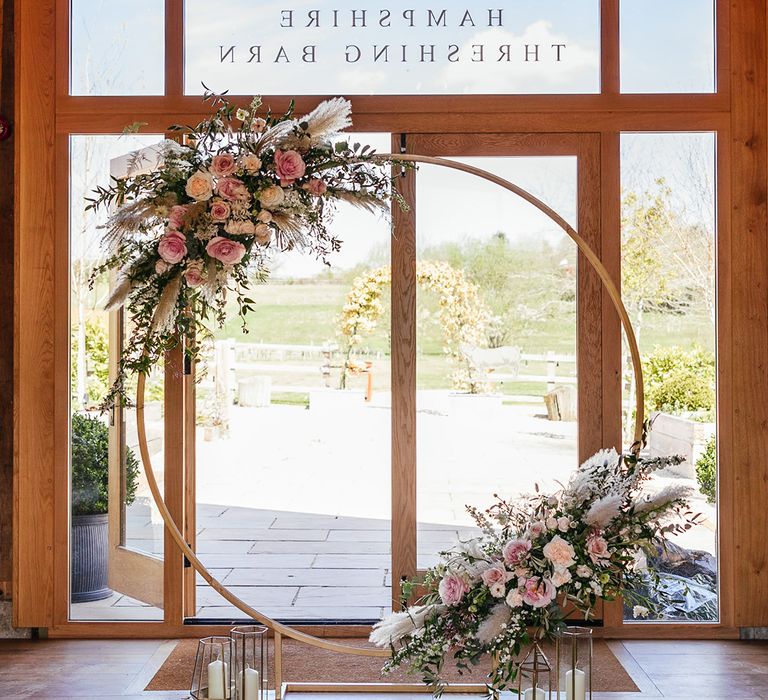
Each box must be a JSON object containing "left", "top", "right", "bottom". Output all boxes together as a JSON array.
[
  {"left": 223, "top": 567, "right": 385, "bottom": 587},
  {"left": 325, "top": 530, "right": 394, "bottom": 542},
  {"left": 195, "top": 585, "right": 299, "bottom": 607},
  {"left": 248, "top": 540, "right": 391, "bottom": 554},
  {"left": 193, "top": 539, "right": 256, "bottom": 553},
  {"left": 194, "top": 605, "right": 386, "bottom": 620},
  {"left": 198, "top": 528, "right": 330, "bottom": 541},
  {"left": 312, "top": 554, "right": 391, "bottom": 569},
  {"left": 195, "top": 569, "right": 232, "bottom": 585},
  {"left": 195, "top": 516, "right": 277, "bottom": 529},
  {"left": 270, "top": 516, "right": 391, "bottom": 530},
  {"left": 294, "top": 586, "right": 392, "bottom": 607},
  {"left": 197, "top": 553, "right": 316, "bottom": 568}
]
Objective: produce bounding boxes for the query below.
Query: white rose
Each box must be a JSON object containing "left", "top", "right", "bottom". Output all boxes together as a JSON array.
[
  {"left": 557, "top": 517, "right": 570, "bottom": 532},
  {"left": 546, "top": 517, "right": 558, "bottom": 530},
  {"left": 506, "top": 589, "right": 523, "bottom": 608},
  {"left": 576, "top": 565, "right": 592, "bottom": 578},
  {"left": 259, "top": 185, "right": 285, "bottom": 208},
  {"left": 185, "top": 170, "right": 214, "bottom": 201},
  {"left": 489, "top": 582, "right": 506, "bottom": 598},
  {"left": 633, "top": 605, "right": 650, "bottom": 619}
]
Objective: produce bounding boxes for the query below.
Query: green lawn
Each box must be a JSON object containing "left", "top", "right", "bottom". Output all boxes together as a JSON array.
[{"left": 206, "top": 280, "right": 714, "bottom": 399}]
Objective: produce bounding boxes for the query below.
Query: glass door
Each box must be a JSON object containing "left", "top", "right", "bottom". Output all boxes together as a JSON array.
[{"left": 395, "top": 133, "right": 610, "bottom": 623}]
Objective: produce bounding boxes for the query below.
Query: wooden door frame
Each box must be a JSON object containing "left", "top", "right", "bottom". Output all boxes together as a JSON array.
[{"left": 14, "top": 0, "right": 752, "bottom": 638}]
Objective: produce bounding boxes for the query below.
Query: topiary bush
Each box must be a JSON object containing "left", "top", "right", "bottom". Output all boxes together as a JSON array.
[
  {"left": 71, "top": 413, "right": 140, "bottom": 516},
  {"left": 695, "top": 434, "right": 717, "bottom": 504},
  {"left": 643, "top": 345, "right": 715, "bottom": 415}
]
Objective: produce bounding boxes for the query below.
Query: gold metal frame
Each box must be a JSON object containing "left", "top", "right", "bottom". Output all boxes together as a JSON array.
[{"left": 133, "top": 154, "right": 646, "bottom": 694}]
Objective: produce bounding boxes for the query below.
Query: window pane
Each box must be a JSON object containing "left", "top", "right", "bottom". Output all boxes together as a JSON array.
[
  {"left": 620, "top": 0, "right": 715, "bottom": 93},
  {"left": 193, "top": 135, "right": 392, "bottom": 623},
  {"left": 70, "top": 0, "right": 164, "bottom": 95},
  {"left": 414, "top": 156, "right": 579, "bottom": 569},
  {"left": 185, "top": 0, "right": 599, "bottom": 95},
  {"left": 70, "top": 134, "right": 165, "bottom": 621},
  {"left": 621, "top": 133, "right": 718, "bottom": 622}
]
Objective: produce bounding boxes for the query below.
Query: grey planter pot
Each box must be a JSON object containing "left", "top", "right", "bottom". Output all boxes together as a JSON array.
[{"left": 71, "top": 513, "right": 112, "bottom": 603}]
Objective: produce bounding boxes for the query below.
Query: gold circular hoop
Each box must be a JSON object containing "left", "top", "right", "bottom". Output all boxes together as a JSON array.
[{"left": 135, "top": 154, "right": 644, "bottom": 659}]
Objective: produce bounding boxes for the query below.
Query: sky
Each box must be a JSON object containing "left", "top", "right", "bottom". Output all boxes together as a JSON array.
[
  {"left": 70, "top": 0, "right": 716, "bottom": 96},
  {"left": 68, "top": 0, "right": 717, "bottom": 278}
]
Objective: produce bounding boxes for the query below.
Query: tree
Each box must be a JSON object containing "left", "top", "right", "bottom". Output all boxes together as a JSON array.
[{"left": 621, "top": 179, "right": 715, "bottom": 438}]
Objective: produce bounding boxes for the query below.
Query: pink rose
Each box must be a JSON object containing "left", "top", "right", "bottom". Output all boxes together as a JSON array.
[
  {"left": 528, "top": 521, "right": 546, "bottom": 538},
  {"left": 209, "top": 199, "right": 231, "bottom": 222},
  {"left": 302, "top": 178, "right": 327, "bottom": 196},
  {"left": 481, "top": 564, "right": 510, "bottom": 598},
  {"left": 502, "top": 538, "right": 531, "bottom": 567},
  {"left": 169, "top": 205, "right": 189, "bottom": 230},
  {"left": 438, "top": 573, "right": 469, "bottom": 606},
  {"left": 158, "top": 230, "right": 187, "bottom": 264},
  {"left": 206, "top": 236, "right": 246, "bottom": 265},
  {"left": 522, "top": 577, "right": 556, "bottom": 609},
  {"left": 542, "top": 535, "right": 576, "bottom": 570},
  {"left": 552, "top": 568, "right": 572, "bottom": 587},
  {"left": 587, "top": 534, "right": 610, "bottom": 564},
  {"left": 216, "top": 177, "right": 250, "bottom": 201},
  {"left": 155, "top": 260, "right": 170, "bottom": 275},
  {"left": 210, "top": 153, "right": 237, "bottom": 178},
  {"left": 274, "top": 149, "right": 306, "bottom": 186},
  {"left": 184, "top": 264, "right": 205, "bottom": 288}
]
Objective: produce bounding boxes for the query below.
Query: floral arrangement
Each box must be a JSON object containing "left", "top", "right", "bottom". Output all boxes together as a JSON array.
[
  {"left": 86, "top": 89, "right": 406, "bottom": 407},
  {"left": 370, "top": 446, "right": 697, "bottom": 695}
]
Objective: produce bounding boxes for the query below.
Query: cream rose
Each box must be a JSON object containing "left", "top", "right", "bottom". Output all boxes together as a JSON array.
[
  {"left": 241, "top": 154, "right": 262, "bottom": 173},
  {"left": 185, "top": 170, "right": 214, "bottom": 201},
  {"left": 254, "top": 223, "right": 272, "bottom": 246},
  {"left": 259, "top": 185, "right": 285, "bottom": 209},
  {"left": 256, "top": 209, "right": 273, "bottom": 223},
  {"left": 225, "top": 220, "right": 255, "bottom": 236},
  {"left": 542, "top": 535, "right": 576, "bottom": 570}
]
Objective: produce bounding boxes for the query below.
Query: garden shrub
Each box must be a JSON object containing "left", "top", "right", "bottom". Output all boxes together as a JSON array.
[
  {"left": 695, "top": 434, "right": 717, "bottom": 504},
  {"left": 643, "top": 345, "right": 715, "bottom": 414},
  {"left": 71, "top": 412, "right": 140, "bottom": 516}
]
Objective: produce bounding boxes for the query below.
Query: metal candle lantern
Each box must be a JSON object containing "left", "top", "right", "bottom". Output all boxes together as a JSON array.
[
  {"left": 556, "top": 627, "right": 593, "bottom": 700},
  {"left": 231, "top": 625, "right": 268, "bottom": 700},
  {"left": 517, "top": 642, "right": 553, "bottom": 700},
  {"left": 191, "top": 636, "right": 233, "bottom": 699}
]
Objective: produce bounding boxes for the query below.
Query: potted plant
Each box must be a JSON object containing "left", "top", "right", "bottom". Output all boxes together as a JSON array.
[{"left": 71, "top": 412, "right": 139, "bottom": 603}]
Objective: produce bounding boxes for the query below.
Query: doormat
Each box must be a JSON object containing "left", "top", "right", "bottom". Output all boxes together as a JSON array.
[{"left": 146, "top": 636, "right": 638, "bottom": 692}]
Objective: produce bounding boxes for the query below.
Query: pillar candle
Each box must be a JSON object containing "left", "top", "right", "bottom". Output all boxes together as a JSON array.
[
  {"left": 523, "top": 688, "right": 545, "bottom": 700},
  {"left": 565, "top": 668, "right": 586, "bottom": 700},
  {"left": 244, "top": 667, "right": 259, "bottom": 700},
  {"left": 208, "top": 657, "right": 227, "bottom": 699}
]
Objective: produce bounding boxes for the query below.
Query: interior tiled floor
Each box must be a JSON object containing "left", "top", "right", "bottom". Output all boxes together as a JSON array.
[{"left": 1, "top": 638, "right": 768, "bottom": 699}]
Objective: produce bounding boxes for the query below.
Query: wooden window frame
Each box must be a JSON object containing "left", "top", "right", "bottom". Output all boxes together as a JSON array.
[{"left": 14, "top": 0, "right": 755, "bottom": 639}]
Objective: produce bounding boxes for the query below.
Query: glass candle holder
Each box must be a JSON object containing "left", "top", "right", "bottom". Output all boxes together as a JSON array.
[
  {"left": 191, "top": 636, "right": 234, "bottom": 699},
  {"left": 556, "top": 626, "right": 593, "bottom": 700},
  {"left": 516, "top": 641, "right": 553, "bottom": 700},
  {"left": 231, "top": 625, "right": 268, "bottom": 700}
]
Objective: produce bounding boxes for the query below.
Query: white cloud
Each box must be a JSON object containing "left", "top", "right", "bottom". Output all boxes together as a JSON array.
[{"left": 439, "top": 21, "right": 598, "bottom": 94}]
